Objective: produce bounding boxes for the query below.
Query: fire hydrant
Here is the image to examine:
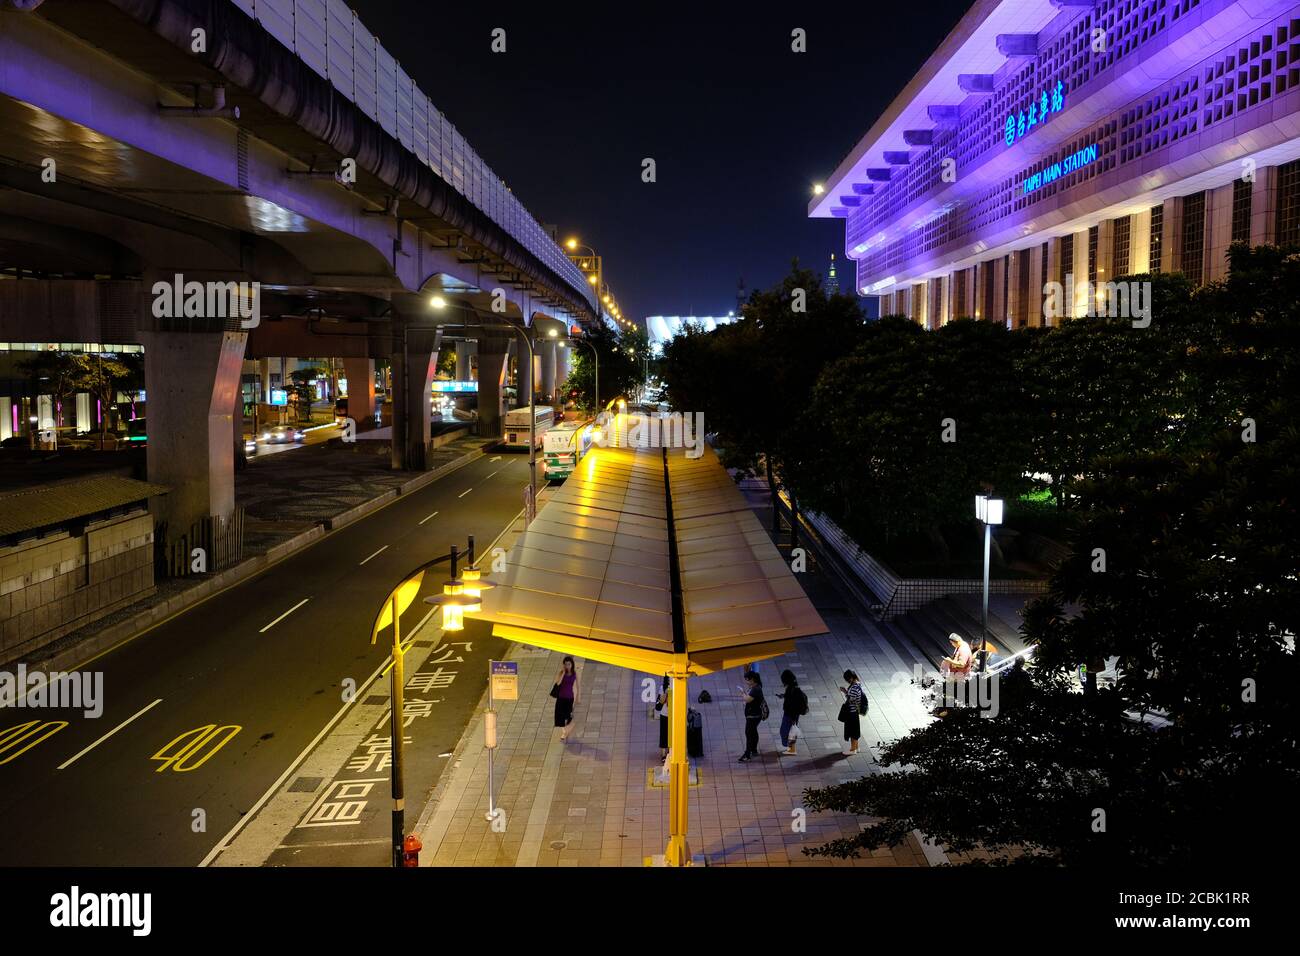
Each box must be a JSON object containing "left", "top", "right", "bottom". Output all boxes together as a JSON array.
[{"left": 402, "top": 834, "right": 422, "bottom": 867}]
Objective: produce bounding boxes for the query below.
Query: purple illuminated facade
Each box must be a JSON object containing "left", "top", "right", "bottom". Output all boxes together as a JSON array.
[{"left": 812, "top": 0, "right": 1300, "bottom": 325}]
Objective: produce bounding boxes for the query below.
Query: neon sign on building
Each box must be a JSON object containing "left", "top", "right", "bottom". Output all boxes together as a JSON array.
[
  {"left": 1021, "top": 143, "right": 1099, "bottom": 195},
  {"left": 1005, "top": 81, "right": 1065, "bottom": 146}
]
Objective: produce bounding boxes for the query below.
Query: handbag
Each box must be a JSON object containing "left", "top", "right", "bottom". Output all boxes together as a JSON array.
[
  {"left": 837, "top": 701, "right": 850, "bottom": 722},
  {"left": 549, "top": 683, "right": 560, "bottom": 699}
]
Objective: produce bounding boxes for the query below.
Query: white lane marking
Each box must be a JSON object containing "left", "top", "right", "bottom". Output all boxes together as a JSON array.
[
  {"left": 458, "top": 488, "right": 472, "bottom": 498},
  {"left": 418, "top": 511, "right": 439, "bottom": 525},
  {"left": 359, "top": 545, "right": 388, "bottom": 566},
  {"left": 490, "top": 456, "right": 502, "bottom": 462},
  {"left": 485, "top": 469, "right": 500, "bottom": 479},
  {"left": 57, "top": 698, "right": 164, "bottom": 770},
  {"left": 259, "top": 598, "right": 309, "bottom": 633},
  {"left": 199, "top": 590, "right": 455, "bottom": 868}
]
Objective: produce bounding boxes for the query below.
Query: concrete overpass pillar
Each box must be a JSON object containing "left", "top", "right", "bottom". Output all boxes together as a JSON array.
[
  {"left": 539, "top": 339, "right": 556, "bottom": 403},
  {"left": 138, "top": 330, "right": 247, "bottom": 540},
  {"left": 258, "top": 357, "right": 272, "bottom": 402},
  {"left": 389, "top": 320, "right": 440, "bottom": 471},
  {"left": 455, "top": 340, "right": 476, "bottom": 380},
  {"left": 343, "top": 357, "right": 375, "bottom": 429},
  {"left": 476, "top": 334, "right": 510, "bottom": 438}
]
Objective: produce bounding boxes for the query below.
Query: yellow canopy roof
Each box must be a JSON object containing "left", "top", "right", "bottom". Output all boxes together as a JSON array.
[{"left": 470, "top": 445, "right": 827, "bottom": 674}]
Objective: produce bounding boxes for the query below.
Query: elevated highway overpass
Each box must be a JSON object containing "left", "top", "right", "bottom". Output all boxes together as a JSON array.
[{"left": 0, "top": 0, "right": 596, "bottom": 546}]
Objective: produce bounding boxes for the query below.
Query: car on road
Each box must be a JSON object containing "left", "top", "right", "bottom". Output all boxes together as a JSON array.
[
  {"left": 243, "top": 436, "right": 258, "bottom": 457},
  {"left": 260, "top": 424, "right": 304, "bottom": 444}
]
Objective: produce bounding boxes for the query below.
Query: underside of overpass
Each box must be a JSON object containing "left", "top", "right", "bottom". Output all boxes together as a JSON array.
[{"left": 0, "top": 0, "right": 595, "bottom": 548}]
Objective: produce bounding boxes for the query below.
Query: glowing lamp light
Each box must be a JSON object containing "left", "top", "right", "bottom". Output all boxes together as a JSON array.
[
  {"left": 430, "top": 295, "right": 448, "bottom": 310},
  {"left": 424, "top": 578, "right": 480, "bottom": 631},
  {"left": 813, "top": 183, "right": 825, "bottom": 195},
  {"left": 975, "top": 495, "right": 1004, "bottom": 525},
  {"left": 587, "top": 275, "right": 598, "bottom": 285},
  {"left": 547, "top": 328, "right": 558, "bottom": 337},
  {"left": 566, "top": 238, "right": 578, "bottom": 250}
]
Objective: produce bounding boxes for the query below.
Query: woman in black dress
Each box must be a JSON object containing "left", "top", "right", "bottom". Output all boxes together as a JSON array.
[{"left": 553, "top": 656, "right": 579, "bottom": 741}]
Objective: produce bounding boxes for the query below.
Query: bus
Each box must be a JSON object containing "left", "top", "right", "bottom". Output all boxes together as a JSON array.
[
  {"left": 543, "top": 420, "right": 596, "bottom": 480},
  {"left": 502, "top": 405, "right": 554, "bottom": 449}
]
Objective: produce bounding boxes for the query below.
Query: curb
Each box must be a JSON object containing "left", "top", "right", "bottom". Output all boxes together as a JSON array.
[{"left": 14, "top": 445, "right": 488, "bottom": 675}]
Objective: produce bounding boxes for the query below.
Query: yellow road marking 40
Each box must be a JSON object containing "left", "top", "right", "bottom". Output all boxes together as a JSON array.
[{"left": 152, "top": 724, "right": 241, "bottom": 772}]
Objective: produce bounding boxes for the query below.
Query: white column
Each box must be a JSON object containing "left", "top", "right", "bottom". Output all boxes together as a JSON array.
[
  {"left": 1250, "top": 166, "right": 1277, "bottom": 247},
  {"left": 1205, "top": 182, "right": 1235, "bottom": 282},
  {"left": 1130, "top": 209, "right": 1153, "bottom": 274}
]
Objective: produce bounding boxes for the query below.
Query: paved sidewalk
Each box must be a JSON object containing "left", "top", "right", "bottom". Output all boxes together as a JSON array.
[{"left": 413, "top": 489, "right": 946, "bottom": 867}]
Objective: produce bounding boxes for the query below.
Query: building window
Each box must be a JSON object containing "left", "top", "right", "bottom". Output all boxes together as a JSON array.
[
  {"left": 1231, "top": 177, "right": 1253, "bottom": 244},
  {"left": 982, "top": 262, "right": 995, "bottom": 320},
  {"left": 1113, "top": 215, "right": 1131, "bottom": 277},
  {"left": 1276, "top": 159, "right": 1300, "bottom": 247},
  {"left": 1182, "top": 191, "right": 1206, "bottom": 286},
  {"left": 1088, "top": 225, "right": 1099, "bottom": 284},
  {"left": 1040, "top": 241, "right": 1048, "bottom": 292},
  {"left": 954, "top": 269, "right": 967, "bottom": 319},
  {"left": 1061, "top": 234, "right": 1074, "bottom": 281},
  {"left": 1002, "top": 255, "right": 1010, "bottom": 324},
  {"left": 1150, "top": 204, "right": 1164, "bottom": 272}
]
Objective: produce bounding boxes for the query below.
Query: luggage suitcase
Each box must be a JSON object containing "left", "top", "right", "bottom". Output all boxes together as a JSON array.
[{"left": 686, "top": 708, "right": 704, "bottom": 758}]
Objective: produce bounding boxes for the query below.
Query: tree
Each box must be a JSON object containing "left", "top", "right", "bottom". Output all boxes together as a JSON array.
[
  {"left": 561, "top": 324, "right": 648, "bottom": 412},
  {"left": 68, "top": 353, "right": 130, "bottom": 447},
  {"left": 803, "top": 396, "right": 1299, "bottom": 866},
  {"left": 797, "top": 317, "right": 1033, "bottom": 545},
  {"left": 18, "top": 351, "right": 78, "bottom": 431}
]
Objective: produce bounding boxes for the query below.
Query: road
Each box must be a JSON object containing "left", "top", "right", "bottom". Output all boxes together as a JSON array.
[{"left": 0, "top": 452, "right": 530, "bottom": 866}]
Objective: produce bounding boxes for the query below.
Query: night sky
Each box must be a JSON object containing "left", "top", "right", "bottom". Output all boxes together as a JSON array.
[{"left": 347, "top": 1, "right": 973, "bottom": 321}]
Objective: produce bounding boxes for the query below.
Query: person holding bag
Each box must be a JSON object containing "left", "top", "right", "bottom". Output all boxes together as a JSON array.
[
  {"left": 837, "top": 669, "right": 867, "bottom": 756},
  {"left": 551, "top": 656, "right": 579, "bottom": 742}
]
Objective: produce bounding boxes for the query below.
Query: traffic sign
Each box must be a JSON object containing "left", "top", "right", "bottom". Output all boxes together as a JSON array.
[{"left": 490, "top": 660, "right": 518, "bottom": 701}]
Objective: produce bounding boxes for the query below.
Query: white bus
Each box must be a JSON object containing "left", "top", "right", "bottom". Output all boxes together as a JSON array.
[
  {"left": 543, "top": 420, "right": 596, "bottom": 480},
  {"left": 502, "top": 405, "right": 554, "bottom": 449}
]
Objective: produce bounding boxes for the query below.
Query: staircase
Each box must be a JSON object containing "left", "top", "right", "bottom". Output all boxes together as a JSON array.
[{"left": 879, "top": 593, "right": 1031, "bottom": 670}]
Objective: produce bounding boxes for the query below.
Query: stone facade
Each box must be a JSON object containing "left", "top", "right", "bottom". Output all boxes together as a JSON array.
[{"left": 0, "top": 509, "right": 154, "bottom": 662}]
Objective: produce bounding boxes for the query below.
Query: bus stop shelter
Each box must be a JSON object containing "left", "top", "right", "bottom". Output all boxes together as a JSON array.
[{"left": 468, "top": 444, "right": 827, "bottom": 865}]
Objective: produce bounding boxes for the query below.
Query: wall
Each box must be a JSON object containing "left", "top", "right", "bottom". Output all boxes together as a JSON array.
[{"left": 0, "top": 509, "right": 155, "bottom": 663}]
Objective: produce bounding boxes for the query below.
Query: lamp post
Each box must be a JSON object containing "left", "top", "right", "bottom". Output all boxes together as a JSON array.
[
  {"left": 565, "top": 239, "right": 605, "bottom": 327},
  {"left": 370, "top": 539, "right": 488, "bottom": 866},
  {"left": 974, "top": 495, "right": 1004, "bottom": 673}
]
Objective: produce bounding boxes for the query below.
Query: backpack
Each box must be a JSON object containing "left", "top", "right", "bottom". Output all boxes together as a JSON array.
[
  {"left": 759, "top": 697, "right": 770, "bottom": 721},
  {"left": 856, "top": 685, "right": 869, "bottom": 716},
  {"left": 796, "top": 687, "right": 810, "bottom": 717},
  {"left": 697, "top": 689, "right": 712, "bottom": 704}
]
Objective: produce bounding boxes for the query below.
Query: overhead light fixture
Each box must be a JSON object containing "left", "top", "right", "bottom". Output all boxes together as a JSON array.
[{"left": 430, "top": 295, "right": 448, "bottom": 310}]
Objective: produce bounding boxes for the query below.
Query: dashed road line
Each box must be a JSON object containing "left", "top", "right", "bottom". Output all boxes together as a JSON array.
[
  {"left": 418, "top": 511, "right": 439, "bottom": 525},
  {"left": 359, "top": 545, "right": 388, "bottom": 566},
  {"left": 458, "top": 488, "right": 473, "bottom": 498}
]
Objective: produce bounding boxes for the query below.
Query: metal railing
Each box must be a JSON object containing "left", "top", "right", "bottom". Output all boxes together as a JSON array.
[{"left": 228, "top": 0, "right": 594, "bottom": 311}]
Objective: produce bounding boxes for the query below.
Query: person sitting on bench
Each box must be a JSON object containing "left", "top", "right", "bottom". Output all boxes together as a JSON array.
[{"left": 942, "top": 633, "right": 973, "bottom": 679}]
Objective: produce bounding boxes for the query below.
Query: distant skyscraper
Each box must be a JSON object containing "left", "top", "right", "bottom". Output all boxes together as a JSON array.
[
  {"left": 827, "top": 254, "right": 840, "bottom": 295},
  {"left": 736, "top": 275, "right": 747, "bottom": 314}
]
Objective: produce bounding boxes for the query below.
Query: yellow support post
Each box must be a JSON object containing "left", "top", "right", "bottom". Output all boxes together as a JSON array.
[{"left": 665, "top": 657, "right": 691, "bottom": 866}]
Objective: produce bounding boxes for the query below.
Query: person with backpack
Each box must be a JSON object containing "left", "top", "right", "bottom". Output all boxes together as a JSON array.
[
  {"left": 737, "top": 670, "right": 767, "bottom": 762},
  {"left": 837, "top": 669, "right": 868, "bottom": 755},
  {"left": 776, "top": 669, "right": 808, "bottom": 756}
]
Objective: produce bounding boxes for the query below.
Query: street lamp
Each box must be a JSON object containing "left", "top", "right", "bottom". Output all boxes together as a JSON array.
[
  {"left": 974, "top": 495, "right": 1004, "bottom": 673},
  {"left": 370, "top": 540, "right": 488, "bottom": 866}
]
